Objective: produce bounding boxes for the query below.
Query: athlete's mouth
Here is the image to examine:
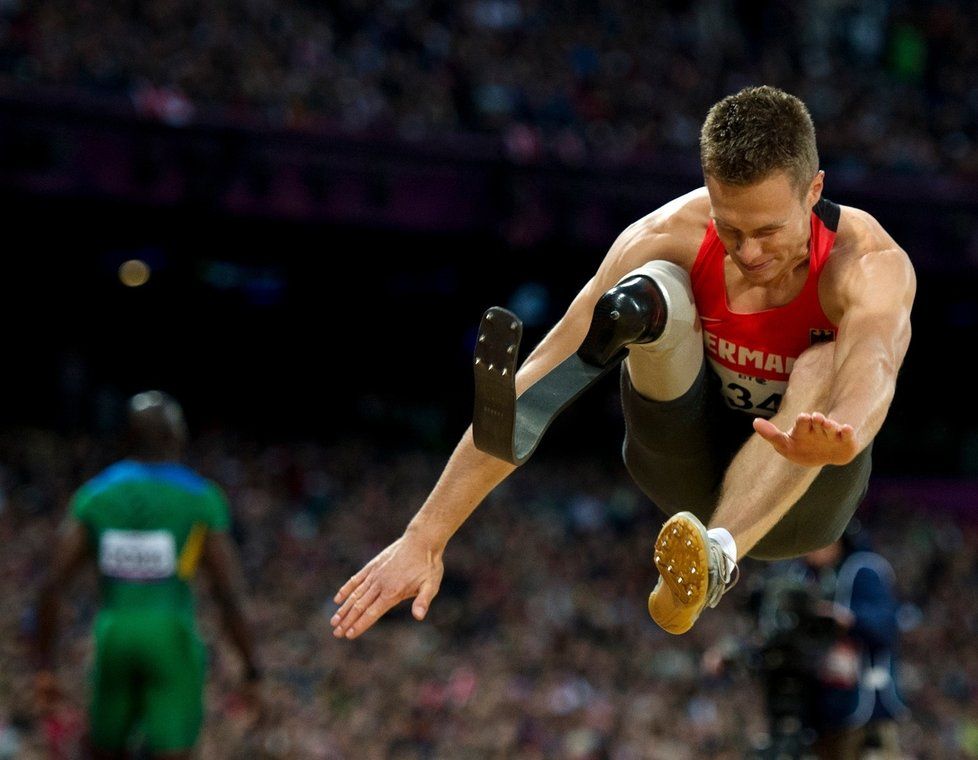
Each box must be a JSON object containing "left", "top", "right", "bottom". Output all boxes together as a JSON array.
[{"left": 742, "top": 259, "right": 772, "bottom": 272}]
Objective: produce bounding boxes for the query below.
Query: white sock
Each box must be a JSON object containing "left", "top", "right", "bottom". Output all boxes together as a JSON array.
[{"left": 707, "top": 527, "right": 738, "bottom": 574}]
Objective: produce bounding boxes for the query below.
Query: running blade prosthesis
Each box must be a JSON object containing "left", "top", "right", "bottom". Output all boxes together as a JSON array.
[{"left": 471, "top": 306, "right": 624, "bottom": 465}]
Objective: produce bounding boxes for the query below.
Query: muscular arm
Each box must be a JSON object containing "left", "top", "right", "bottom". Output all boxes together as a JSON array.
[
  {"left": 402, "top": 265, "right": 627, "bottom": 549},
  {"left": 755, "top": 221, "right": 915, "bottom": 466},
  {"left": 331, "top": 191, "right": 707, "bottom": 638},
  {"left": 824, "top": 248, "right": 915, "bottom": 454},
  {"left": 714, "top": 236, "right": 914, "bottom": 554},
  {"left": 36, "top": 518, "right": 91, "bottom": 670},
  {"left": 200, "top": 531, "right": 260, "bottom": 678}
]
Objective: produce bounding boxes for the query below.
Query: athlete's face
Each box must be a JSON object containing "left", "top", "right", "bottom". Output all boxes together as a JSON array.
[{"left": 706, "top": 170, "right": 824, "bottom": 285}]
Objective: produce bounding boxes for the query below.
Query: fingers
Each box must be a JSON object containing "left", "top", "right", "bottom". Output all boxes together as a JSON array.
[
  {"left": 809, "top": 412, "right": 855, "bottom": 440},
  {"left": 413, "top": 579, "right": 439, "bottom": 621},
  {"left": 785, "top": 412, "right": 846, "bottom": 437},
  {"left": 338, "top": 593, "right": 400, "bottom": 640},
  {"left": 756, "top": 412, "right": 852, "bottom": 440},
  {"left": 751, "top": 409, "right": 860, "bottom": 466},
  {"left": 334, "top": 565, "right": 371, "bottom": 605},
  {"left": 331, "top": 582, "right": 383, "bottom": 638},
  {"left": 331, "top": 576, "right": 442, "bottom": 638},
  {"left": 330, "top": 538, "right": 445, "bottom": 640},
  {"left": 331, "top": 563, "right": 381, "bottom": 634},
  {"left": 753, "top": 417, "right": 793, "bottom": 460},
  {"left": 810, "top": 412, "right": 829, "bottom": 436},
  {"left": 751, "top": 416, "right": 784, "bottom": 442}
]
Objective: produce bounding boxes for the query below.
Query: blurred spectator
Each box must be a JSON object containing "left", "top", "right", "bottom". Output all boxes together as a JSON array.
[
  {"left": 1, "top": 0, "right": 977, "bottom": 175},
  {"left": 805, "top": 534, "right": 907, "bottom": 758},
  {"left": 2, "top": 426, "right": 976, "bottom": 757}
]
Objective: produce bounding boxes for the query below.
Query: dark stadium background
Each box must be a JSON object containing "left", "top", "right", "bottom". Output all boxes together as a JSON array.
[
  {"left": 1, "top": 136, "right": 974, "bottom": 478},
  {"left": 3, "top": 1, "right": 978, "bottom": 756}
]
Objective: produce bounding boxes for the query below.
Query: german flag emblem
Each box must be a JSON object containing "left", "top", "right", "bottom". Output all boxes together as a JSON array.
[{"left": 809, "top": 328, "right": 836, "bottom": 344}]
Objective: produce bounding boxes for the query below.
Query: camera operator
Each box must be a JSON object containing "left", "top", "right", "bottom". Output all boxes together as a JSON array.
[{"left": 706, "top": 528, "right": 907, "bottom": 759}]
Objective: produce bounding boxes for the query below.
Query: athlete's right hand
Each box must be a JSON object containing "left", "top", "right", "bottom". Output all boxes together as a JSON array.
[
  {"left": 238, "top": 676, "right": 266, "bottom": 729},
  {"left": 331, "top": 531, "right": 445, "bottom": 640}
]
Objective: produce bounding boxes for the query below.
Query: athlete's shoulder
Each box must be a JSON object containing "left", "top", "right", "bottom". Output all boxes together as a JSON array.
[
  {"left": 71, "top": 460, "right": 137, "bottom": 518},
  {"left": 821, "top": 203, "right": 916, "bottom": 317},
  {"left": 141, "top": 464, "right": 230, "bottom": 526},
  {"left": 83, "top": 460, "right": 213, "bottom": 494},
  {"left": 77, "top": 460, "right": 142, "bottom": 497},
  {"left": 151, "top": 463, "right": 217, "bottom": 496},
  {"left": 832, "top": 204, "right": 912, "bottom": 267},
  {"left": 610, "top": 187, "right": 711, "bottom": 272}
]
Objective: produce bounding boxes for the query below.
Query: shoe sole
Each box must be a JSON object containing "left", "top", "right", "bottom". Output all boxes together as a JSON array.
[{"left": 652, "top": 511, "right": 709, "bottom": 608}]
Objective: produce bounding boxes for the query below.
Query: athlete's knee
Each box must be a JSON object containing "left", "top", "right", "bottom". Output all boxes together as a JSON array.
[
  {"left": 624, "top": 260, "right": 698, "bottom": 351},
  {"left": 619, "top": 260, "right": 704, "bottom": 401}
]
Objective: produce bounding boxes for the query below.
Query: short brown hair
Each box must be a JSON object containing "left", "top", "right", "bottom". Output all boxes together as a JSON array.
[{"left": 700, "top": 86, "right": 818, "bottom": 191}]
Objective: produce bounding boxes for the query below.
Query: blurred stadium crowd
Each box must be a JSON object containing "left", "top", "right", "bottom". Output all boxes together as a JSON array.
[
  {"left": 1, "top": 0, "right": 977, "bottom": 174},
  {"left": 1, "top": 0, "right": 976, "bottom": 758},
  {"left": 0, "top": 429, "right": 975, "bottom": 759}
]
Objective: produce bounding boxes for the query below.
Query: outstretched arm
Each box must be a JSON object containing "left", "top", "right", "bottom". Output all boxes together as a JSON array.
[
  {"left": 330, "top": 280, "right": 602, "bottom": 639},
  {"left": 712, "top": 244, "right": 915, "bottom": 555},
  {"left": 331, "top": 193, "right": 707, "bottom": 639},
  {"left": 754, "top": 246, "right": 915, "bottom": 466}
]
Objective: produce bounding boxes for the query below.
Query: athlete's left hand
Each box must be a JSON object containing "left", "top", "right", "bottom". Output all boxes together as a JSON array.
[
  {"left": 34, "top": 670, "right": 60, "bottom": 714},
  {"left": 753, "top": 412, "right": 859, "bottom": 466}
]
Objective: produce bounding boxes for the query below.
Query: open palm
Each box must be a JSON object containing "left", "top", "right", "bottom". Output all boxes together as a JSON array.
[{"left": 753, "top": 412, "right": 859, "bottom": 466}]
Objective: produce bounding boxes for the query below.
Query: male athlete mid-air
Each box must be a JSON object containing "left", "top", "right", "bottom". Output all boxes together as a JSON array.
[{"left": 331, "top": 85, "right": 914, "bottom": 639}]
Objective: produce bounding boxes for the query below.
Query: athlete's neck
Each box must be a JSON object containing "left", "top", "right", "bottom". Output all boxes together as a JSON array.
[{"left": 725, "top": 235, "right": 812, "bottom": 312}]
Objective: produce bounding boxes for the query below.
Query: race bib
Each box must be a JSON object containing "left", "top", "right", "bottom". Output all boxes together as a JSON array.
[
  {"left": 709, "top": 360, "right": 787, "bottom": 418},
  {"left": 99, "top": 530, "right": 176, "bottom": 580}
]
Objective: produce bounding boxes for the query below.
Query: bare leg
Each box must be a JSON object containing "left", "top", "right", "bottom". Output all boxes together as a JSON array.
[
  {"left": 649, "top": 341, "right": 841, "bottom": 634},
  {"left": 708, "top": 342, "right": 836, "bottom": 557}
]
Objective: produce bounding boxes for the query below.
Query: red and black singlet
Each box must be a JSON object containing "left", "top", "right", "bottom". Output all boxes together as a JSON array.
[{"left": 689, "top": 198, "right": 841, "bottom": 418}]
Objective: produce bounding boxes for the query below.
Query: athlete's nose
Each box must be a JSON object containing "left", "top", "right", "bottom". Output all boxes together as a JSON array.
[{"left": 737, "top": 236, "right": 763, "bottom": 265}]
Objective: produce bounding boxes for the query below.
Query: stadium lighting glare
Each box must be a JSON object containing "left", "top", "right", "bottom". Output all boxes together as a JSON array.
[{"left": 119, "top": 259, "right": 151, "bottom": 287}]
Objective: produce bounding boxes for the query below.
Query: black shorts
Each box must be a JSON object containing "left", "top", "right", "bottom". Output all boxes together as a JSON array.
[{"left": 620, "top": 364, "right": 872, "bottom": 560}]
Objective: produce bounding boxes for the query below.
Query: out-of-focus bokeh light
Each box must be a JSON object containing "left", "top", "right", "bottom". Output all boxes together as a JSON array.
[{"left": 119, "top": 259, "right": 150, "bottom": 287}]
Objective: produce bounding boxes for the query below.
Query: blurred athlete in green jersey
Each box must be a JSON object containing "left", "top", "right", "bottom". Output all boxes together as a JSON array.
[{"left": 35, "top": 391, "right": 261, "bottom": 759}]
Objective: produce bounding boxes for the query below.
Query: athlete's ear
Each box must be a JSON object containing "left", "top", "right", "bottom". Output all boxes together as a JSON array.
[{"left": 807, "top": 170, "right": 825, "bottom": 208}]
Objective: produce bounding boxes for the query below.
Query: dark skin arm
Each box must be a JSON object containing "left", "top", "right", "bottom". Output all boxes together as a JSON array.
[
  {"left": 36, "top": 518, "right": 91, "bottom": 672},
  {"left": 200, "top": 531, "right": 260, "bottom": 680}
]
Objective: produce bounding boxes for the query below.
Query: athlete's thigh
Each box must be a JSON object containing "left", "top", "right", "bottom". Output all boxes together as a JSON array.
[
  {"left": 140, "top": 618, "right": 207, "bottom": 754},
  {"left": 749, "top": 442, "right": 873, "bottom": 560},
  {"left": 89, "top": 616, "right": 140, "bottom": 752},
  {"left": 621, "top": 364, "right": 750, "bottom": 522}
]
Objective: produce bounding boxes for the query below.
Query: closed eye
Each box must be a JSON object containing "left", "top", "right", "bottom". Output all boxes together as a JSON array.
[{"left": 713, "top": 219, "right": 786, "bottom": 238}]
